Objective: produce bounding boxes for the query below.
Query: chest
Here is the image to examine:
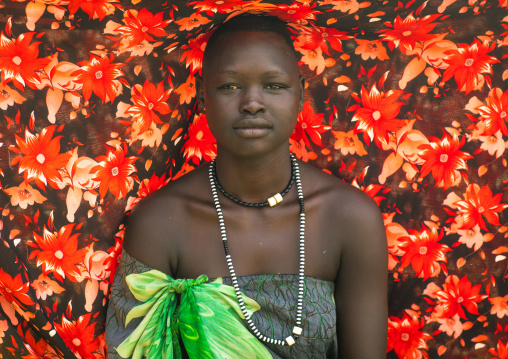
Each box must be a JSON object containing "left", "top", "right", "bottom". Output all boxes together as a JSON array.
[{"left": 172, "top": 204, "right": 342, "bottom": 281}]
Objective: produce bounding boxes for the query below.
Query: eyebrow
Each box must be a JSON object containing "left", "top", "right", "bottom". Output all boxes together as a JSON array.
[{"left": 217, "top": 70, "right": 287, "bottom": 76}]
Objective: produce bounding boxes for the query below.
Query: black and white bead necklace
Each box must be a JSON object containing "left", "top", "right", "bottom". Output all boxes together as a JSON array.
[
  {"left": 211, "top": 159, "right": 295, "bottom": 207},
  {"left": 208, "top": 153, "right": 305, "bottom": 346}
]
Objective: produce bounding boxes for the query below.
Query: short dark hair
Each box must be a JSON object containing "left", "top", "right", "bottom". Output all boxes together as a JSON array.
[{"left": 202, "top": 15, "right": 298, "bottom": 72}]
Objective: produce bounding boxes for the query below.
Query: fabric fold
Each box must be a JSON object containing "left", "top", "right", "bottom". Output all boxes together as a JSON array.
[{"left": 115, "top": 270, "right": 272, "bottom": 359}]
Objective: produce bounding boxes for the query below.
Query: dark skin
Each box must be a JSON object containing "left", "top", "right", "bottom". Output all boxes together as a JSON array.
[{"left": 123, "top": 31, "right": 388, "bottom": 358}]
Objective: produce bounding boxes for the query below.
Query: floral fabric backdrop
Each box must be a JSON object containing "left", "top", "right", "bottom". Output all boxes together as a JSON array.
[{"left": 0, "top": 0, "right": 507, "bottom": 358}]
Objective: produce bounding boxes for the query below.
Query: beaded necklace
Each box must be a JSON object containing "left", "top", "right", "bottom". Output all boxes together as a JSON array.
[
  {"left": 208, "top": 154, "right": 305, "bottom": 346},
  {"left": 212, "top": 160, "right": 295, "bottom": 207}
]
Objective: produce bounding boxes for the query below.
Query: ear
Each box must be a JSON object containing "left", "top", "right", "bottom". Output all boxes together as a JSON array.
[
  {"left": 298, "top": 75, "right": 305, "bottom": 111},
  {"left": 195, "top": 76, "right": 205, "bottom": 113}
]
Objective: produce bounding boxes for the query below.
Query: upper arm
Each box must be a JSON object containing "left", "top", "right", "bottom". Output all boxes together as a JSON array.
[
  {"left": 122, "top": 196, "right": 174, "bottom": 276},
  {"left": 334, "top": 191, "right": 388, "bottom": 359}
]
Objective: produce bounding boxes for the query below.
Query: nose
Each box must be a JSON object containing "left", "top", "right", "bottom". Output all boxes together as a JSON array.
[{"left": 239, "top": 88, "right": 265, "bottom": 115}]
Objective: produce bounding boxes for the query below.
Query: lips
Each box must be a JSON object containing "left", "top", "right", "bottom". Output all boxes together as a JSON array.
[{"left": 232, "top": 118, "right": 272, "bottom": 138}]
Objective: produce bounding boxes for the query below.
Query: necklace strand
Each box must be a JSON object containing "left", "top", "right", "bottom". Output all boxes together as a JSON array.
[
  {"left": 208, "top": 154, "right": 305, "bottom": 346},
  {"left": 212, "top": 160, "right": 295, "bottom": 207}
]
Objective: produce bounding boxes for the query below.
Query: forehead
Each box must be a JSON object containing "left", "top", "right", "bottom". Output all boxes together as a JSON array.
[{"left": 202, "top": 31, "right": 299, "bottom": 77}]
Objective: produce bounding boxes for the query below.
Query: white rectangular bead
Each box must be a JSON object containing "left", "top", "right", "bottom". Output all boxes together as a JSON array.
[
  {"left": 293, "top": 326, "right": 302, "bottom": 335},
  {"left": 286, "top": 336, "right": 295, "bottom": 346}
]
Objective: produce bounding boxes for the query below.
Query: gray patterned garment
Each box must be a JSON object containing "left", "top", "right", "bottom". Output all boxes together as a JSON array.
[{"left": 106, "top": 250, "right": 338, "bottom": 358}]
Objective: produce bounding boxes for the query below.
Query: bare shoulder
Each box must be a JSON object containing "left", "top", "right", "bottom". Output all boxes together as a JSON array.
[{"left": 122, "top": 165, "right": 210, "bottom": 274}]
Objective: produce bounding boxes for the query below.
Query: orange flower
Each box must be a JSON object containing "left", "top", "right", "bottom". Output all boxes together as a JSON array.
[
  {"left": 299, "top": 47, "right": 326, "bottom": 74},
  {"left": 127, "top": 80, "right": 171, "bottom": 134},
  {"left": 319, "top": 0, "right": 368, "bottom": 14},
  {"left": 399, "top": 226, "right": 451, "bottom": 280},
  {"left": 436, "top": 314, "right": 465, "bottom": 339},
  {"left": 379, "top": 13, "right": 440, "bottom": 54},
  {"left": 443, "top": 39, "right": 499, "bottom": 94},
  {"left": 115, "top": 8, "right": 171, "bottom": 47},
  {"left": 0, "top": 83, "right": 26, "bottom": 110},
  {"left": 4, "top": 182, "right": 47, "bottom": 209},
  {"left": 454, "top": 184, "right": 508, "bottom": 231},
  {"left": 91, "top": 145, "right": 138, "bottom": 199},
  {"left": 126, "top": 173, "right": 170, "bottom": 211},
  {"left": 68, "top": 0, "right": 119, "bottom": 20},
  {"left": 418, "top": 132, "right": 472, "bottom": 190},
  {"left": 73, "top": 54, "right": 125, "bottom": 103},
  {"left": 490, "top": 295, "right": 508, "bottom": 319},
  {"left": 175, "top": 12, "right": 212, "bottom": 31},
  {"left": 0, "top": 268, "right": 34, "bottom": 307},
  {"left": 434, "top": 275, "right": 486, "bottom": 319},
  {"left": 55, "top": 314, "right": 99, "bottom": 359},
  {"left": 182, "top": 114, "right": 216, "bottom": 165},
  {"left": 355, "top": 39, "right": 389, "bottom": 61},
  {"left": 175, "top": 76, "right": 197, "bottom": 105},
  {"left": 387, "top": 313, "right": 432, "bottom": 359},
  {"left": 0, "top": 32, "right": 50, "bottom": 90},
  {"left": 350, "top": 84, "right": 406, "bottom": 147},
  {"left": 15, "top": 126, "right": 72, "bottom": 190},
  {"left": 332, "top": 130, "right": 367, "bottom": 156},
  {"left": 457, "top": 225, "right": 487, "bottom": 251},
  {"left": 32, "top": 224, "right": 87, "bottom": 282},
  {"left": 291, "top": 101, "right": 327, "bottom": 147},
  {"left": 31, "top": 274, "right": 64, "bottom": 300},
  {"left": 477, "top": 88, "right": 508, "bottom": 136},
  {"left": 289, "top": 138, "right": 317, "bottom": 162}
]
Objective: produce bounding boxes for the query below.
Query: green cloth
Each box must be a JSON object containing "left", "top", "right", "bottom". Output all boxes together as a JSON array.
[{"left": 116, "top": 270, "right": 272, "bottom": 359}]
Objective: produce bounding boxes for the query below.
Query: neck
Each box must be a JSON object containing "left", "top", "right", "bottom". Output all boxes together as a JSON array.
[{"left": 213, "top": 149, "right": 293, "bottom": 204}]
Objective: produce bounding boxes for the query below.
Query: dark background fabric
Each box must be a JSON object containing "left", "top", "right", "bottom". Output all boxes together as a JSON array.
[{"left": 0, "top": 0, "right": 507, "bottom": 358}]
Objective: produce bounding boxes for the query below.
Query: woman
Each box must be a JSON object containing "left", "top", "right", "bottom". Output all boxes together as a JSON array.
[{"left": 106, "top": 15, "right": 387, "bottom": 358}]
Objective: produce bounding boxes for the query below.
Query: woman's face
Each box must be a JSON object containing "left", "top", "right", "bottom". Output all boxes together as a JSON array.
[{"left": 200, "top": 31, "right": 304, "bottom": 158}]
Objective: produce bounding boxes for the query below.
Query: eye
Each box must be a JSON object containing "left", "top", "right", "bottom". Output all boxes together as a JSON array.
[
  {"left": 265, "top": 84, "right": 286, "bottom": 90},
  {"left": 219, "top": 84, "right": 240, "bottom": 90}
]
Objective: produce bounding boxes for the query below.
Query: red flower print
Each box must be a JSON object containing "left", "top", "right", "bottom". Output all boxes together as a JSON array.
[
  {"left": 355, "top": 39, "right": 389, "bottom": 61},
  {"left": 489, "top": 340, "right": 508, "bottom": 359},
  {"left": 350, "top": 84, "right": 406, "bottom": 147},
  {"left": 73, "top": 54, "right": 125, "bottom": 103},
  {"left": 15, "top": 125, "right": 72, "bottom": 190},
  {"left": 267, "top": 2, "right": 320, "bottom": 24},
  {"left": 379, "top": 13, "right": 440, "bottom": 54},
  {"left": 125, "top": 173, "right": 170, "bottom": 211},
  {"left": 443, "top": 39, "right": 499, "bottom": 94},
  {"left": 127, "top": 80, "right": 171, "bottom": 134},
  {"left": 182, "top": 114, "right": 217, "bottom": 165},
  {"left": 67, "top": 0, "right": 119, "bottom": 20},
  {"left": 434, "top": 275, "right": 486, "bottom": 319},
  {"left": 0, "top": 269, "right": 34, "bottom": 307},
  {"left": 291, "top": 101, "right": 327, "bottom": 147},
  {"left": 477, "top": 88, "right": 508, "bottom": 136},
  {"left": 115, "top": 8, "right": 171, "bottom": 47},
  {"left": 55, "top": 314, "right": 99, "bottom": 359},
  {"left": 454, "top": 184, "right": 508, "bottom": 231},
  {"left": 180, "top": 32, "right": 211, "bottom": 76},
  {"left": 295, "top": 26, "right": 350, "bottom": 55},
  {"left": 418, "top": 132, "right": 472, "bottom": 190},
  {"left": 0, "top": 32, "right": 50, "bottom": 90},
  {"left": 399, "top": 226, "right": 451, "bottom": 280},
  {"left": 32, "top": 224, "right": 87, "bottom": 282},
  {"left": 387, "top": 313, "right": 432, "bottom": 359},
  {"left": 91, "top": 145, "right": 138, "bottom": 199},
  {"left": 189, "top": 0, "right": 252, "bottom": 14}
]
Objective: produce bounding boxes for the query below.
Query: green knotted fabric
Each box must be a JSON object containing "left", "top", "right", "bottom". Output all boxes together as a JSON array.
[{"left": 115, "top": 270, "right": 272, "bottom": 359}]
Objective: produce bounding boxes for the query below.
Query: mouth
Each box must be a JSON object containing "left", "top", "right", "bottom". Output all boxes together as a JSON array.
[{"left": 233, "top": 119, "right": 272, "bottom": 138}]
